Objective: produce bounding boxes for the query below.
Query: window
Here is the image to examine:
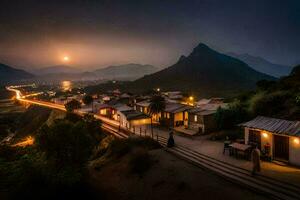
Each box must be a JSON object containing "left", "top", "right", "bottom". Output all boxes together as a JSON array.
[
  {"left": 140, "top": 107, "right": 143, "bottom": 112},
  {"left": 100, "top": 109, "right": 107, "bottom": 115},
  {"left": 166, "top": 113, "right": 170, "bottom": 119},
  {"left": 194, "top": 115, "right": 198, "bottom": 122}
]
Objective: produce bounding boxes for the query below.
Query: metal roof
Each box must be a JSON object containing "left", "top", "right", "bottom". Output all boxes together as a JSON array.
[
  {"left": 136, "top": 100, "right": 151, "bottom": 107},
  {"left": 121, "top": 110, "right": 150, "bottom": 121},
  {"left": 189, "top": 108, "right": 216, "bottom": 116},
  {"left": 165, "top": 103, "right": 192, "bottom": 113},
  {"left": 240, "top": 116, "right": 300, "bottom": 137}
]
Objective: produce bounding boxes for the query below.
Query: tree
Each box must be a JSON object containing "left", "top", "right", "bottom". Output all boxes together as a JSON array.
[
  {"left": 148, "top": 95, "right": 166, "bottom": 138},
  {"left": 65, "top": 99, "right": 81, "bottom": 112},
  {"left": 149, "top": 95, "right": 166, "bottom": 115},
  {"left": 36, "top": 120, "right": 94, "bottom": 167},
  {"left": 82, "top": 95, "right": 93, "bottom": 105},
  {"left": 214, "top": 100, "right": 249, "bottom": 130}
]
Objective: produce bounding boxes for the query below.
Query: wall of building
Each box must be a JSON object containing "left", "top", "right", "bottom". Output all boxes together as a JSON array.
[
  {"left": 244, "top": 127, "right": 249, "bottom": 144},
  {"left": 261, "top": 131, "right": 273, "bottom": 156},
  {"left": 289, "top": 137, "right": 300, "bottom": 166}
]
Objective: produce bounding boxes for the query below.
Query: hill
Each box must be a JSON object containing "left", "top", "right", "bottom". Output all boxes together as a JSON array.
[
  {"left": 33, "top": 63, "right": 157, "bottom": 82},
  {"left": 130, "top": 43, "right": 275, "bottom": 97},
  {"left": 33, "top": 65, "right": 82, "bottom": 75},
  {"left": 93, "top": 63, "right": 158, "bottom": 81},
  {"left": 0, "top": 63, "right": 34, "bottom": 83},
  {"left": 227, "top": 53, "right": 292, "bottom": 78}
]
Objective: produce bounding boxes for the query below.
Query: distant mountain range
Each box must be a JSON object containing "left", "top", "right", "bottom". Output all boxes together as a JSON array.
[
  {"left": 32, "top": 65, "right": 82, "bottom": 75},
  {"left": 227, "top": 53, "right": 292, "bottom": 78},
  {"left": 129, "top": 43, "right": 275, "bottom": 97},
  {"left": 93, "top": 64, "right": 158, "bottom": 80},
  {"left": 0, "top": 63, "right": 34, "bottom": 83},
  {"left": 0, "top": 63, "right": 158, "bottom": 83}
]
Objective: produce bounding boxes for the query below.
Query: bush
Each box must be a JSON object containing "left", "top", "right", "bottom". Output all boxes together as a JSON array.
[
  {"left": 214, "top": 100, "right": 249, "bottom": 130},
  {"left": 36, "top": 120, "right": 94, "bottom": 168},
  {"left": 249, "top": 91, "right": 299, "bottom": 119}
]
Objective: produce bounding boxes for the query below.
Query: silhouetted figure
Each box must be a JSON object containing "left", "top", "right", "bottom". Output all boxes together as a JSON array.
[
  {"left": 251, "top": 144, "right": 261, "bottom": 176},
  {"left": 167, "top": 131, "right": 175, "bottom": 147}
]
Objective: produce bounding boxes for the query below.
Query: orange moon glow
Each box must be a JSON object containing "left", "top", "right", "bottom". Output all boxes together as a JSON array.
[{"left": 63, "top": 56, "right": 70, "bottom": 62}]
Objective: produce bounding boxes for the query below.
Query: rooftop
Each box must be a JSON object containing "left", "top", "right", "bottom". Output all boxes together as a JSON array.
[
  {"left": 240, "top": 116, "right": 300, "bottom": 137},
  {"left": 165, "top": 103, "right": 192, "bottom": 113},
  {"left": 121, "top": 110, "right": 150, "bottom": 121}
]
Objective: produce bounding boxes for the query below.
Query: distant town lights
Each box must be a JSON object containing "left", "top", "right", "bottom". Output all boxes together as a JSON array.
[{"left": 157, "top": 88, "right": 160, "bottom": 92}]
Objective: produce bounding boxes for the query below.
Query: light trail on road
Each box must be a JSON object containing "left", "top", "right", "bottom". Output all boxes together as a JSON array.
[{"left": 6, "top": 85, "right": 123, "bottom": 137}]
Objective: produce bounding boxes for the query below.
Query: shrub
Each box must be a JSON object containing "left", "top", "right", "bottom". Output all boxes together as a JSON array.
[
  {"left": 214, "top": 100, "right": 249, "bottom": 130},
  {"left": 36, "top": 120, "right": 94, "bottom": 168}
]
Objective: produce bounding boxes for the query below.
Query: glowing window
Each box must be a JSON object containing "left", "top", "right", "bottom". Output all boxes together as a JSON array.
[
  {"left": 100, "top": 109, "right": 107, "bottom": 115},
  {"left": 194, "top": 115, "right": 198, "bottom": 122}
]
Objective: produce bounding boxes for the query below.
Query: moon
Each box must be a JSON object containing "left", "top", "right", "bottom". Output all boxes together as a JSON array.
[{"left": 63, "top": 56, "right": 70, "bottom": 62}]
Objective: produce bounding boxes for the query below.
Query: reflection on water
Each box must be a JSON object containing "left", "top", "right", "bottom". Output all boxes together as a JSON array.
[{"left": 61, "top": 81, "right": 72, "bottom": 91}]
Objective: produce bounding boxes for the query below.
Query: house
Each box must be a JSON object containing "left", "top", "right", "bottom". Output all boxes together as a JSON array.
[
  {"left": 187, "top": 108, "right": 217, "bottom": 134},
  {"left": 135, "top": 100, "right": 151, "bottom": 114},
  {"left": 161, "top": 103, "right": 192, "bottom": 127},
  {"left": 118, "top": 110, "right": 151, "bottom": 132},
  {"left": 93, "top": 103, "right": 115, "bottom": 118},
  {"left": 240, "top": 116, "right": 300, "bottom": 166}
]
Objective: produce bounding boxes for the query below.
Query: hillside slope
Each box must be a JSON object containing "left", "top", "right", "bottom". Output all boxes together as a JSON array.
[
  {"left": 0, "top": 63, "right": 34, "bottom": 82},
  {"left": 94, "top": 63, "right": 158, "bottom": 80},
  {"left": 228, "top": 53, "right": 292, "bottom": 77},
  {"left": 130, "top": 43, "right": 275, "bottom": 97}
]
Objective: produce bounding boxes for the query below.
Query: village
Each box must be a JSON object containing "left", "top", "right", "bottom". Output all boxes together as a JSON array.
[{"left": 44, "top": 83, "right": 300, "bottom": 172}]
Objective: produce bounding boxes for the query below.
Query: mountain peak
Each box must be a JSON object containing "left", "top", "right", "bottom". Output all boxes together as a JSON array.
[
  {"left": 193, "top": 43, "right": 211, "bottom": 51},
  {"left": 190, "top": 43, "right": 215, "bottom": 57}
]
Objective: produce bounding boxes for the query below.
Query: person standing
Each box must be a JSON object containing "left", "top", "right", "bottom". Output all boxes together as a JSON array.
[
  {"left": 167, "top": 131, "right": 175, "bottom": 147},
  {"left": 251, "top": 144, "right": 261, "bottom": 176}
]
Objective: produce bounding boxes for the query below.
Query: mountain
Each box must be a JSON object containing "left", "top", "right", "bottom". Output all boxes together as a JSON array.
[
  {"left": 93, "top": 64, "right": 158, "bottom": 80},
  {"left": 33, "top": 65, "right": 82, "bottom": 75},
  {"left": 227, "top": 53, "right": 292, "bottom": 78},
  {"left": 130, "top": 43, "right": 275, "bottom": 97},
  {"left": 0, "top": 63, "right": 34, "bottom": 83}
]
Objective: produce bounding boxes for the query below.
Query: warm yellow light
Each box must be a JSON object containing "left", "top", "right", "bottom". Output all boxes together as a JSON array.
[
  {"left": 294, "top": 138, "right": 300, "bottom": 145},
  {"left": 63, "top": 56, "right": 70, "bottom": 62},
  {"left": 189, "top": 96, "right": 194, "bottom": 101},
  {"left": 157, "top": 88, "right": 160, "bottom": 92},
  {"left": 12, "top": 136, "right": 34, "bottom": 147},
  {"left": 262, "top": 132, "right": 268, "bottom": 138}
]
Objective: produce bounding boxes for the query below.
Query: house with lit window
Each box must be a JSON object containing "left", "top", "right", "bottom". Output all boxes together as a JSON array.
[
  {"left": 93, "top": 103, "right": 115, "bottom": 118},
  {"left": 240, "top": 116, "right": 300, "bottom": 166},
  {"left": 135, "top": 100, "right": 151, "bottom": 114},
  {"left": 187, "top": 108, "right": 217, "bottom": 134},
  {"left": 160, "top": 103, "right": 192, "bottom": 127},
  {"left": 118, "top": 110, "right": 151, "bottom": 132}
]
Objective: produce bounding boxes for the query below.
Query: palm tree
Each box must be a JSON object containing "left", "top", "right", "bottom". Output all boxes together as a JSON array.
[
  {"left": 149, "top": 95, "right": 166, "bottom": 116},
  {"left": 149, "top": 95, "right": 166, "bottom": 138}
]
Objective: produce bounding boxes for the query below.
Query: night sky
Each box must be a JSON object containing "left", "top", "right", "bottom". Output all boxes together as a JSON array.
[{"left": 0, "top": 0, "right": 299, "bottom": 69}]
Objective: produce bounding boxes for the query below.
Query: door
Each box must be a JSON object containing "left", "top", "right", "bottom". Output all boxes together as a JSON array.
[
  {"left": 274, "top": 135, "right": 289, "bottom": 161},
  {"left": 248, "top": 130, "right": 261, "bottom": 149}
]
